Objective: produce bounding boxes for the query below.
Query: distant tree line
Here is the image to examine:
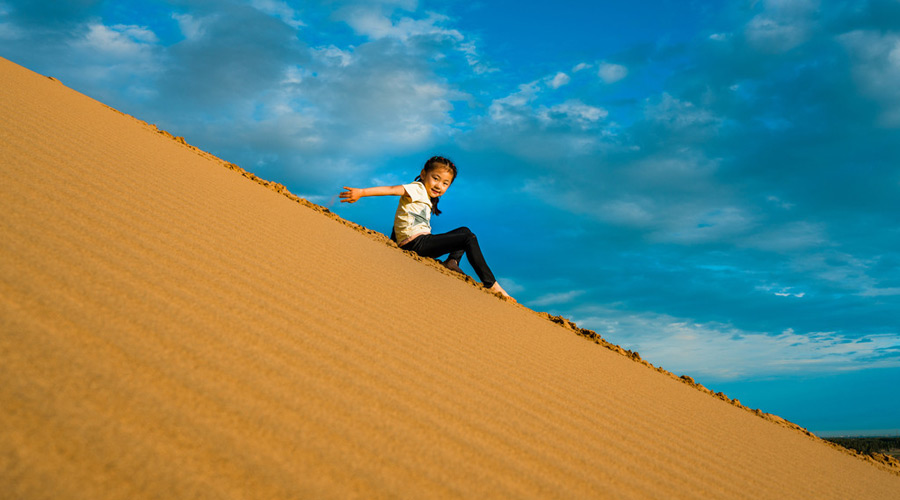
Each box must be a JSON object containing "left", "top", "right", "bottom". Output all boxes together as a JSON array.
[{"left": 825, "top": 437, "right": 900, "bottom": 457}]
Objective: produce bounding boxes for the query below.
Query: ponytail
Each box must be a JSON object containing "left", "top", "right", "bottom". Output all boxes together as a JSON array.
[{"left": 416, "top": 155, "right": 457, "bottom": 216}]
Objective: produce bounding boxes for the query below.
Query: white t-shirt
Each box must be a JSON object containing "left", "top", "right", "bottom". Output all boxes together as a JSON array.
[{"left": 393, "top": 181, "right": 432, "bottom": 246}]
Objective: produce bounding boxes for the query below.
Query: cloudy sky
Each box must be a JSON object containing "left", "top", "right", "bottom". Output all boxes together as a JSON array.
[{"left": 3, "top": 0, "right": 899, "bottom": 436}]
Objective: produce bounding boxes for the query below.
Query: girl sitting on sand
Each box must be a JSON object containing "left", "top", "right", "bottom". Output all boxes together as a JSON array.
[{"left": 339, "top": 156, "right": 514, "bottom": 301}]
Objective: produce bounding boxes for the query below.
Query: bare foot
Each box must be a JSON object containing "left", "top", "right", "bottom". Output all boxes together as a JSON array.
[
  {"left": 443, "top": 258, "right": 465, "bottom": 275},
  {"left": 487, "top": 282, "right": 516, "bottom": 302}
]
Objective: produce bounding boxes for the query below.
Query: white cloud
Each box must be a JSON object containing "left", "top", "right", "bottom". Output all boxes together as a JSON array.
[
  {"left": 78, "top": 23, "right": 158, "bottom": 57},
  {"left": 573, "top": 307, "right": 900, "bottom": 380},
  {"left": 839, "top": 30, "right": 900, "bottom": 127},
  {"left": 598, "top": 199, "right": 655, "bottom": 227},
  {"left": 524, "top": 157, "right": 753, "bottom": 246},
  {"left": 530, "top": 290, "right": 585, "bottom": 307},
  {"left": 339, "top": 7, "right": 493, "bottom": 74},
  {"left": 487, "top": 81, "right": 541, "bottom": 125},
  {"left": 572, "top": 62, "right": 591, "bottom": 72},
  {"left": 859, "top": 287, "right": 900, "bottom": 297},
  {"left": 496, "top": 277, "right": 526, "bottom": 295},
  {"left": 744, "top": 0, "right": 819, "bottom": 53},
  {"left": 745, "top": 16, "right": 807, "bottom": 51},
  {"left": 766, "top": 195, "right": 795, "bottom": 210},
  {"left": 458, "top": 40, "right": 495, "bottom": 74},
  {"left": 488, "top": 81, "right": 607, "bottom": 130},
  {"left": 597, "top": 62, "right": 627, "bottom": 83},
  {"left": 645, "top": 92, "right": 721, "bottom": 132},
  {"left": 547, "top": 71, "right": 570, "bottom": 89},
  {"left": 281, "top": 65, "right": 307, "bottom": 85},
  {"left": 741, "top": 221, "right": 825, "bottom": 252},
  {"left": 261, "top": 55, "right": 464, "bottom": 165},
  {"left": 67, "top": 23, "right": 162, "bottom": 101},
  {"left": 248, "top": 0, "right": 305, "bottom": 29},
  {"left": 343, "top": 8, "right": 462, "bottom": 42},
  {"left": 756, "top": 283, "right": 806, "bottom": 298},
  {"left": 137, "top": 2, "right": 480, "bottom": 188},
  {"left": 172, "top": 13, "right": 207, "bottom": 41},
  {"left": 312, "top": 44, "right": 353, "bottom": 67},
  {"left": 539, "top": 100, "right": 607, "bottom": 128}
]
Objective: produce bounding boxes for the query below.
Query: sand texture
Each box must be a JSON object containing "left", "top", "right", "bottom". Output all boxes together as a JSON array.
[{"left": 2, "top": 56, "right": 899, "bottom": 499}]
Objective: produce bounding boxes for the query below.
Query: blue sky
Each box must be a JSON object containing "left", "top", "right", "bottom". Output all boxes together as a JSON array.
[{"left": 3, "top": 0, "right": 899, "bottom": 436}]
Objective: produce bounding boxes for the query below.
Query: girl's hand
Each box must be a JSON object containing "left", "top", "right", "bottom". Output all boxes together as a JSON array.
[{"left": 340, "top": 186, "right": 362, "bottom": 203}]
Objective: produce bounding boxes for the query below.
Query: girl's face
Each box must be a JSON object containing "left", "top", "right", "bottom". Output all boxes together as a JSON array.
[{"left": 420, "top": 166, "right": 454, "bottom": 198}]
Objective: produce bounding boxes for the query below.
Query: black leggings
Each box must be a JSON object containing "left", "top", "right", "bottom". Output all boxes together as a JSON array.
[{"left": 400, "top": 227, "right": 497, "bottom": 287}]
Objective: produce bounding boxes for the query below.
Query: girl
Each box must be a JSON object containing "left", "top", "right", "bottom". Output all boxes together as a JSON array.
[{"left": 339, "top": 156, "right": 514, "bottom": 301}]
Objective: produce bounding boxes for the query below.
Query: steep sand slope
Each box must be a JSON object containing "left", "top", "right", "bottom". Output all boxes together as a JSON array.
[{"left": 2, "top": 56, "right": 898, "bottom": 499}]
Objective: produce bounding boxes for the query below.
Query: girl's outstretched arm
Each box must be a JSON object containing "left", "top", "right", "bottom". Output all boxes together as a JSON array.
[{"left": 340, "top": 185, "right": 406, "bottom": 203}]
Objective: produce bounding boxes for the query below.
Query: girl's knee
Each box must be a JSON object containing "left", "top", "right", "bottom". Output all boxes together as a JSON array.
[{"left": 456, "top": 226, "right": 477, "bottom": 242}]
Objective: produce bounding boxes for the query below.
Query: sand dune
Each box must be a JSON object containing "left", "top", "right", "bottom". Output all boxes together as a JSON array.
[{"left": 2, "top": 56, "right": 898, "bottom": 499}]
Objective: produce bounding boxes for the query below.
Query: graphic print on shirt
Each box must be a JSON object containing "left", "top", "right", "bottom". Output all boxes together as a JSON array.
[{"left": 410, "top": 207, "right": 429, "bottom": 226}]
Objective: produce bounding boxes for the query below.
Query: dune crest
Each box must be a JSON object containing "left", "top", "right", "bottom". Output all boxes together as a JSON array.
[{"left": 2, "top": 56, "right": 898, "bottom": 498}]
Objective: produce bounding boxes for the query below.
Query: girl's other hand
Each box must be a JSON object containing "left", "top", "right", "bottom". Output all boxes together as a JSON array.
[{"left": 340, "top": 186, "right": 362, "bottom": 203}]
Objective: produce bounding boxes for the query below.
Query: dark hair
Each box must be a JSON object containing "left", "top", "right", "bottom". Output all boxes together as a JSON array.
[{"left": 414, "top": 155, "right": 457, "bottom": 216}]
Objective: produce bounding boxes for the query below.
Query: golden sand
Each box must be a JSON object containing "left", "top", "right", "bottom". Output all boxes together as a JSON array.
[{"left": 2, "top": 56, "right": 898, "bottom": 499}]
